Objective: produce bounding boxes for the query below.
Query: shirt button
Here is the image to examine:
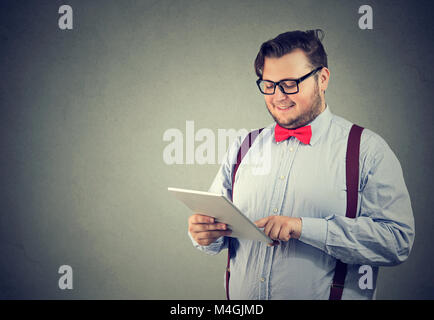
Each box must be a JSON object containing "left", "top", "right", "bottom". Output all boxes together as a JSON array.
[
  {"left": 289, "top": 147, "right": 294, "bottom": 152},
  {"left": 273, "top": 208, "right": 278, "bottom": 213},
  {"left": 260, "top": 277, "right": 265, "bottom": 282},
  {"left": 280, "top": 175, "right": 285, "bottom": 180}
]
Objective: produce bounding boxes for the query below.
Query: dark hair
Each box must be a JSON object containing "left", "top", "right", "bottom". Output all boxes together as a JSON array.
[{"left": 254, "top": 29, "right": 328, "bottom": 78}]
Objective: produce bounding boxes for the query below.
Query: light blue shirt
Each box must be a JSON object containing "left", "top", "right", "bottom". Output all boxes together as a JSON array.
[{"left": 189, "top": 105, "right": 415, "bottom": 299}]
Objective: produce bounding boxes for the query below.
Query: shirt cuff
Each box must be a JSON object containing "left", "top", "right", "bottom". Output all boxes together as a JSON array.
[
  {"left": 188, "top": 232, "right": 225, "bottom": 255},
  {"left": 299, "top": 217, "right": 328, "bottom": 252}
]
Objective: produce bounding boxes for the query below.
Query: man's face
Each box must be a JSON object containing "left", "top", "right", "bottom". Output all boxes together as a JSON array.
[{"left": 262, "top": 49, "right": 329, "bottom": 129}]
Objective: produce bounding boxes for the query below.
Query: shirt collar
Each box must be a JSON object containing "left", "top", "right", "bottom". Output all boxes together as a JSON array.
[{"left": 306, "top": 104, "right": 333, "bottom": 146}]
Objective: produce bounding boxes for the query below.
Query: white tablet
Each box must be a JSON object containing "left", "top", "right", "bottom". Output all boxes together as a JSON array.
[{"left": 168, "top": 187, "right": 273, "bottom": 243}]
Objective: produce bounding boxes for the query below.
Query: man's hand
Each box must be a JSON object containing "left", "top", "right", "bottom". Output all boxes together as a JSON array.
[
  {"left": 255, "top": 216, "right": 302, "bottom": 245},
  {"left": 188, "top": 214, "right": 232, "bottom": 246}
]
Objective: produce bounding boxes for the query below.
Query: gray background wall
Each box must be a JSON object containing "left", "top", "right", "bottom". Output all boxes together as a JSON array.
[{"left": 0, "top": 0, "right": 433, "bottom": 299}]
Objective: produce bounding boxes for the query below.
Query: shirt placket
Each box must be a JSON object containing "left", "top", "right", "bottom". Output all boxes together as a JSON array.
[{"left": 258, "top": 137, "right": 299, "bottom": 299}]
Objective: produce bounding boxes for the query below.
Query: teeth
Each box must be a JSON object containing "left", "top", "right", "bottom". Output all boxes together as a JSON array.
[{"left": 277, "top": 105, "right": 294, "bottom": 109}]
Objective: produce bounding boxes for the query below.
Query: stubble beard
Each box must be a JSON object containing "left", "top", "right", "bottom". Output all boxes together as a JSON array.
[{"left": 266, "top": 80, "right": 323, "bottom": 129}]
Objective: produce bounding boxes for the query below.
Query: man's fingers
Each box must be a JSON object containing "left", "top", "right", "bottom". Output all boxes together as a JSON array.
[
  {"left": 196, "top": 230, "right": 232, "bottom": 240},
  {"left": 191, "top": 223, "right": 228, "bottom": 233},
  {"left": 279, "top": 223, "right": 292, "bottom": 241},
  {"left": 255, "top": 217, "right": 270, "bottom": 228},
  {"left": 255, "top": 216, "right": 275, "bottom": 238},
  {"left": 189, "top": 214, "right": 215, "bottom": 224},
  {"left": 188, "top": 214, "right": 232, "bottom": 246},
  {"left": 264, "top": 219, "right": 275, "bottom": 237},
  {"left": 270, "top": 224, "right": 282, "bottom": 240}
]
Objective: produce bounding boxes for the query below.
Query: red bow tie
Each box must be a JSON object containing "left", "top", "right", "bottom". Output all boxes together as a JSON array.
[{"left": 274, "top": 124, "right": 312, "bottom": 144}]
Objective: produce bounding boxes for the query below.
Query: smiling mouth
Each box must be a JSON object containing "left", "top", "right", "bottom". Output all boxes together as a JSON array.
[{"left": 276, "top": 104, "right": 295, "bottom": 110}]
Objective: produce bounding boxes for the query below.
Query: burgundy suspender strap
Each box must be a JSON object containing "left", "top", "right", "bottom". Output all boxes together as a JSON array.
[
  {"left": 329, "top": 124, "right": 364, "bottom": 300},
  {"left": 226, "top": 128, "right": 264, "bottom": 300},
  {"left": 230, "top": 128, "right": 265, "bottom": 192}
]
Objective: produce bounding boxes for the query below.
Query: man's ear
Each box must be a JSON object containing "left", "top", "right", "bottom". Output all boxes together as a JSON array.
[{"left": 319, "top": 67, "right": 330, "bottom": 93}]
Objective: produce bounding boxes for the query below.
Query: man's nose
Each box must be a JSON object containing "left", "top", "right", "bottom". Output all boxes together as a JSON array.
[{"left": 273, "top": 85, "right": 288, "bottom": 100}]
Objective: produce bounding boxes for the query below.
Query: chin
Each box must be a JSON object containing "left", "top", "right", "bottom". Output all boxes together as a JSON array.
[
  {"left": 275, "top": 113, "right": 297, "bottom": 125},
  {"left": 276, "top": 118, "right": 295, "bottom": 128}
]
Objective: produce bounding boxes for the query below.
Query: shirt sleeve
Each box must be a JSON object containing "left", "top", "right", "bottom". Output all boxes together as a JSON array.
[
  {"left": 299, "top": 131, "right": 415, "bottom": 266},
  {"left": 188, "top": 132, "right": 247, "bottom": 255}
]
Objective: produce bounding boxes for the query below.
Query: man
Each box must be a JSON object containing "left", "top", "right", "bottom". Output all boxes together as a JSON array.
[{"left": 188, "top": 30, "right": 415, "bottom": 299}]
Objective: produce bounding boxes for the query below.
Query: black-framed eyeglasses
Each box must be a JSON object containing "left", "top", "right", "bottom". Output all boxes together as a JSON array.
[{"left": 256, "top": 66, "right": 323, "bottom": 95}]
